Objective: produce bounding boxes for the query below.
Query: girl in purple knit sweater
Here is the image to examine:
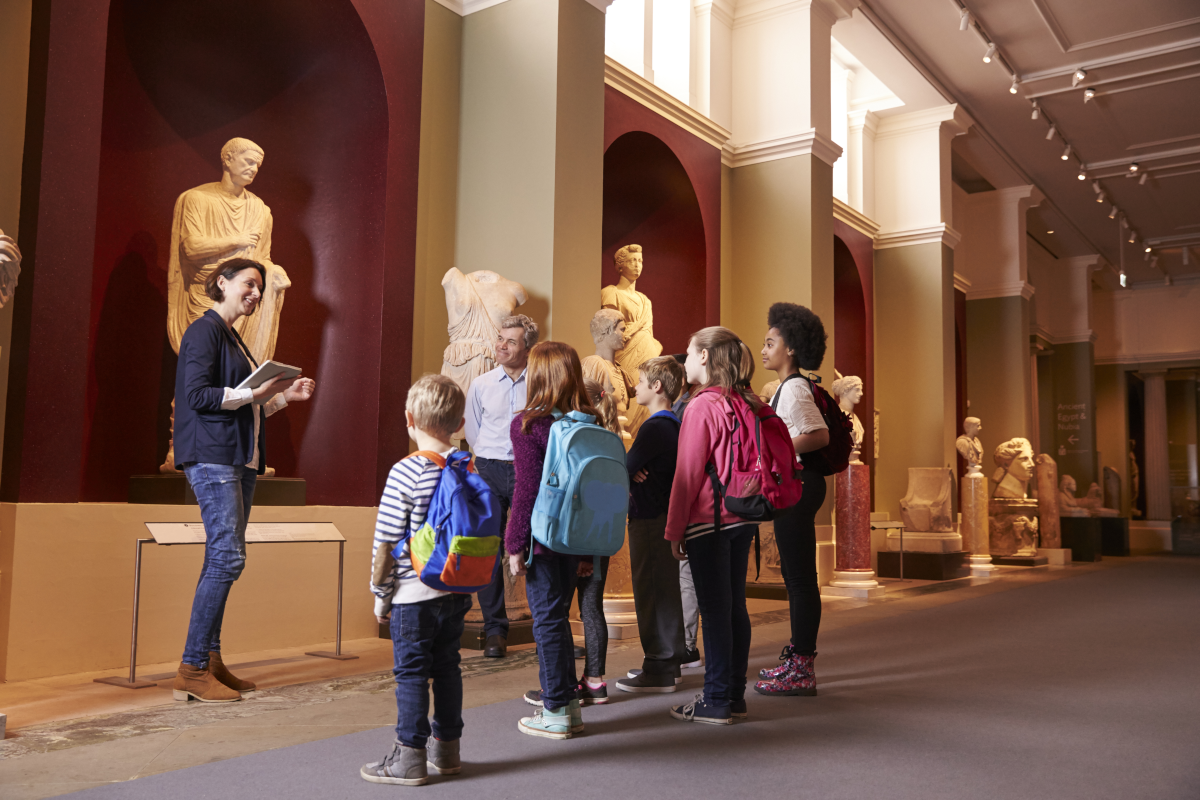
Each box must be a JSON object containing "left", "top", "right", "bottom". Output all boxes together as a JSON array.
[{"left": 507, "top": 342, "right": 599, "bottom": 740}]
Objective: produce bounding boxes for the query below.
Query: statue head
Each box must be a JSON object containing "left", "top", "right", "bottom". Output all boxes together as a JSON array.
[
  {"left": 614, "top": 244, "right": 643, "bottom": 282},
  {"left": 1060, "top": 474, "right": 1077, "bottom": 496},
  {"left": 994, "top": 437, "right": 1035, "bottom": 483},
  {"left": 590, "top": 308, "right": 625, "bottom": 352},
  {"left": 830, "top": 376, "right": 863, "bottom": 410},
  {"left": 220, "top": 137, "right": 265, "bottom": 190},
  {"left": 963, "top": 416, "right": 981, "bottom": 439},
  {"left": 0, "top": 229, "right": 20, "bottom": 308}
]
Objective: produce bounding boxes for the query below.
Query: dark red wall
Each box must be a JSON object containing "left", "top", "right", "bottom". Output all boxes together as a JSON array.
[
  {"left": 832, "top": 221, "right": 875, "bottom": 504},
  {"left": 603, "top": 87, "right": 721, "bottom": 350},
  {"left": 5, "top": 0, "right": 425, "bottom": 506}
]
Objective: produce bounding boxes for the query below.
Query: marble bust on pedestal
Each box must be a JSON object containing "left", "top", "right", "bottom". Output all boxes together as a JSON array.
[
  {"left": 601, "top": 245, "right": 662, "bottom": 436},
  {"left": 830, "top": 375, "right": 865, "bottom": 464},
  {"left": 989, "top": 438, "right": 1041, "bottom": 557},
  {"left": 440, "top": 267, "right": 528, "bottom": 398},
  {"left": 162, "top": 138, "right": 290, "bottom": 473},
  {"left": 991, "top": 438, "right": 1035, "bottom": 499},
  {"left": 956, "top": 417, "right": 984, "bottom": 476}
]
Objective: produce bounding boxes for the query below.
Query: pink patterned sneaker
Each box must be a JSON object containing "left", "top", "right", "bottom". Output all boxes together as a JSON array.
[
  {"left": 753, "top": 653, "right": 817, "bottom": 697},
  {"left": 757, "top": 645, "right": 796, "bottom": 680}
]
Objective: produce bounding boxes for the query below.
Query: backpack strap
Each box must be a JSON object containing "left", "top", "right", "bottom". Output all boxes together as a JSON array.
[
  {"left": 771, "top": 373, "right": 803, "bottom": 411},
  {"left": 404, "top": 450, "right": 448, "bottom": 468}
]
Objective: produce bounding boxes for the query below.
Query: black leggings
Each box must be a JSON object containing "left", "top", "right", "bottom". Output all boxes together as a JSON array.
[
  {"left": 574, "top": 557, "right": 609, "bottom": 678},
  {"left": 774, "top": 470, "right": 826, "bottom": 656}
]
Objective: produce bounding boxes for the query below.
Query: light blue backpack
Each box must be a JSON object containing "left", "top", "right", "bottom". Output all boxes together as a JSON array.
[{"left": 529, "top": 410, "right": 629, "bottom": 560}]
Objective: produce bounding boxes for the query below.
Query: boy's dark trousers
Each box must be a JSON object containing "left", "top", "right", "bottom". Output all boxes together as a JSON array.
[
  {"left": 390, "top": 594, "right": 472, "bottom": 748},
  {"left": 474, "top": 457, "right": 514, "bottom": 639},
  {"left": 628, "top": 514, "right": 687, "bottom": 675}
]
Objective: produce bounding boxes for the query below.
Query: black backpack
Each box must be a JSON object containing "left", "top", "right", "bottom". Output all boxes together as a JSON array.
[{"left": 771, "top": 373, "right": 854, "bottom": 476}]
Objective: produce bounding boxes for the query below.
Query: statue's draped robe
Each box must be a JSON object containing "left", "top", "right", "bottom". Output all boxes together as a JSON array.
[
  {"left": 441, "top": 272, "right": 499, "bottom": 397},
  {"left": 601, "top": 283, "right": 660, "bottom": 437},
  {"left": 167, "top": 183, "right": 290, "bottom": 363}
]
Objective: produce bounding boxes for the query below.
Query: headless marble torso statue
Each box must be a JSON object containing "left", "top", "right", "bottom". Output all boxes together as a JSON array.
[
  {"left": 162, "top": 138, "right": 290, "bottom": 473},
  {"left": 440, "top": 268, "right": 528, "bottom": 398},
  {"left": 601, "top": 245, "right": 661, "bottom": 437}
]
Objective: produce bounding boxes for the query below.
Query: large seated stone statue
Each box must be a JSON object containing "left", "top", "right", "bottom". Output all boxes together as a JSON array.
[
  {"left": 162, "top": 138, "right": 290, "bottom": 473},
  {"left": 1060, "top": 474, "right": 1119, "bottom": 518},
  {"left": 900, "top": 467, "right": 954, "bottom": 532},
  {"left": 440, "top": 267, "right": 528, "bottom": 398}
]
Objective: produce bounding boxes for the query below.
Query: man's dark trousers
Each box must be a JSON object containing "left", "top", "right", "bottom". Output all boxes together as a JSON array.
[{"left": 474, "top": 457, "right": 514, "bottom": 639}]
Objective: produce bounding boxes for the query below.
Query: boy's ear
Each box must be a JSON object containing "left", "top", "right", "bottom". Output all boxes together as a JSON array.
[
  {"left": 651, "top": 379, "right": 665, "bottom": 395},
  {"left": 405, "top": 409, "right": 416, "bottom": 428}
]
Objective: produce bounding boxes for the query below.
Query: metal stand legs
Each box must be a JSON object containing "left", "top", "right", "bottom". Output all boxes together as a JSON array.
[
  {"left": 94, "top": 539, "right": 158, "bottom": 689},
  {"left": 307, "top": 541, "right": 358, "bottom": 661}
]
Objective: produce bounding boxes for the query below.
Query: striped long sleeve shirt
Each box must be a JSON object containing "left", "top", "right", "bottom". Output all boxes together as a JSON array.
[{"left": 369, "top": 451, "right": 451, "bottom": 615}]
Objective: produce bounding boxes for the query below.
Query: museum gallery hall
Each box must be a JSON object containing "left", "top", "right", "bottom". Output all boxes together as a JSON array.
[{"left": 0, "top": 0, "right": 1197, "bottom": 797}]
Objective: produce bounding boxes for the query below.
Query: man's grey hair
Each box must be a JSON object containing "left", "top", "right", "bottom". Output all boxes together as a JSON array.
[
  {"left": 500, "top": 314, "right": 539, "bottom": 350},
  {"left": 221, "top": 137, "right": 265, "bottom": 165}
]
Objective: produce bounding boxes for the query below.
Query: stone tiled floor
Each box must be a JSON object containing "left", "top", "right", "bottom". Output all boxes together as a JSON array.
[{"left": 0, "top": 559, "right": 1143, "bottom": 799}]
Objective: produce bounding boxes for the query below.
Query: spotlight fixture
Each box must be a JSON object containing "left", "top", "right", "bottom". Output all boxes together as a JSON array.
[
  {"left": 1047, "top": 230, "right": 1055, "bottom": 235},
  {"left": 983, "top": 43, "right": 996, "bottom": 63},
  {"left": 1139, "top": 173, "right": 1148, "bottom": 185},
  {"left": 1084, "top": 87, "right": 1096, "bottom": 103},
  {"left": 1185, "top": 248, "right": 1191, "bottom": 267},
  {"left": 1145, "top": 246, "right": 1152, "bottom": 253},
  {"left": 1010, "top": 78, "right": 1019, "bottom": 94},
  {"left": 1062, "top": 144, "right": 1072, "bottom": 160},
  {"left": 960, "top": 8, "right": 971, "bottom": 31},
  {"left": 1091, "top": 180, "right": 1101, "bottom": 193},
  {"left": 1072, "top": 68, "right": 1088, "bottom": 86},
  {"left": 1097, "top": 191, "right": 1106, "bottom": 204},
  {"left": 1128, "top": 230, "right": 1137, "bottom": 244},
  {"left": 1129, "top": 163, "right": 1139, "bottom": 173},
  {"left": 1031, "top": 101, "right": 1040, "bottom": 120},
  {"left": 1046, "top": 123, "right": 1057, "bottom": 141},
  {"left": 1144, "top": 250, "right": 1151, "bottom": 261},
  {"left": 1109, "top": 205, "right": 1118, "bottom": 219},
  {"left": 1077, "top": 169, "right": 1087, "bottom": 181},
  {"left": 1119, "top": 270, "right": 1127, "bottom": 287}
]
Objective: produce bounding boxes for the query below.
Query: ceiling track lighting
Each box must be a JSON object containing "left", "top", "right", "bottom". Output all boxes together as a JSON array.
[
  {"left": 1072, "top": 68, "right": 1088, "bottom": 86},
  {"left": 1097, "top": 191, "right": 1106, "bottom": 204},
  {"left": 1031, "top": 101, "right": 1040, "bottom": 120},
  {"left": 1129, "top": 162, "right": 1139, "bottom": 173},
  {"left": 1185, "top": 248, "right": 1191, "bottom": 267},
  {"left": 1128, "top": 231, "right": 1137, "bottom": 244},
  {"left": 1045, "top": 123, "right": 1057, "bottom": 141},
  {"left": 1010, "top": 78, "right": 1019, "bottom": 94},
  {"left": 1139, "top": 173, "right": 1148, "bottom": 185},
  {"left": 1119, "top": 270, "right": 1127, "bottom": 288},
  {"left": 960, "top": 7, "right": 971, "bottom": 31},
  {"left": 1145, "top": 245, "right": 1153, "bottom": 253},
  {"left": 1077, "top": 169, "right": 1087, "bottom": 181},
  {"left": 1083, "top": 87, "right": 1096, "bottom": 103},
  {"left": 1144, "top": 250, "right": 1151, "bottom": 261},
  {"left": 1062, "top": 144, "right": 1072, "bottom": 160},
  {"left": 983, "top": 43, "right": 996, "bottom": 63},
  {"left": 1091, "top": 180, "right": 1101, "bottom": 193},
  {"left": 1109, "top": 205, "right": 1118, "bottom": 219}
]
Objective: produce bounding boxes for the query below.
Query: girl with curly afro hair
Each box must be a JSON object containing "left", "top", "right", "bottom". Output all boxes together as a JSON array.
[{"left": 755, "top": 302, "right": 830, "bottom": 698}]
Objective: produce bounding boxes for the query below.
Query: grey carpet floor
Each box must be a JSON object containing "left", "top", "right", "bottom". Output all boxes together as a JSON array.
[{"left": 64, "top": 558, "right": 1200, "bottom": 799}]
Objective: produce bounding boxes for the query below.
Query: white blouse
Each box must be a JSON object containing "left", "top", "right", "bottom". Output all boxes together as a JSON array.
[
  {"left": 770, "top": 375, "right": 827, "bottom": 439},
  {"left": 220, "top": 388, "right": 287, "bottom": 469}
]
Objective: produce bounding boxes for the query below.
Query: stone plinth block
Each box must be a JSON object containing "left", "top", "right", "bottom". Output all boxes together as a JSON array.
[
  {"left": 1040, "top": 548, "right": 1071, "bottom": 566},
  {"left": 961, "top": 471, "right": 994, "bottom": 574},
  {"left": 1035, "top": 454, "right": 1061, "bottom": 549},
  {"left": 1061, "top": 516, "right": 1103, "bottom": 562},
  {"left": 1100, "top": 517, "right": 1130, "bottom": 556},
  {"left": 989, "top": 498, "right": 1039, "bottom": 557}
]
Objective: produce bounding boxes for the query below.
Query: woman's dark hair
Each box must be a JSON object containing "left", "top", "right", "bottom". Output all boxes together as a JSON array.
[
  {"left": 205, "top": 258, "right": 266, "bottom": 304},
  {"left": 767, "top": 302, "right": 827, "bottom": 371}
]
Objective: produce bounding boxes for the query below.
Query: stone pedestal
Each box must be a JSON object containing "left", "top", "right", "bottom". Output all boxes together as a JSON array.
[
  {"left": 601, "top": 526, "right": 638, "bottom": 639},
  {"left": 1039, "top": 548, "right": 1072, "bottom": 566},
  {"left": 989, "top": 498, "right": 1040, "bottom": 557},
  {"left": 1061, "top": 516, "right": 1103, "bottom": 562},
  {"left": 1035, "top": 454, "right": 1061, "bottom": 549},
  {"left": 961, "top": 469, "right": 995, "bottom": 576},
  {"left": 828, "top": 463, "right": 884, "bottom": 598},
  {"left": 1100, "top": 516, "right": 1130, "bottom": 556},
  {"left": 886, "top": 530, "right": 963, "bottom": 553}
]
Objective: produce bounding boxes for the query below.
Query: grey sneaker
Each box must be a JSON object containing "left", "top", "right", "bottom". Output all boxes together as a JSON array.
[
  {"left": 426, "top": 737, "right": 461, "bottom": 775},
  {"left": 360, "top": 740, "right": 428, "bottom": 785}
]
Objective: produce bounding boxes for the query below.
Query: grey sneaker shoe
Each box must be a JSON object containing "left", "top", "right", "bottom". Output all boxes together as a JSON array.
[
  {"left": 426, "top": 737, "right": 461, "bottom": 775},
  {"left": 360, "top": 740, "right": 428, "bottom": 785}
]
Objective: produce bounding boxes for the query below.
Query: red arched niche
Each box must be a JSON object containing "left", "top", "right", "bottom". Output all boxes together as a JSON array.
[
  {"left": 67, "top": 0, "right": 419, "bottom": 505},
  {"left": 604, "top": 86, "right": 721, "bottom": 333},
  {"left": 602, "top": 132, "right": 706, "bottom": 356},
  {"left": 833, "top": 227, "right": 875, "bottom": 504}
]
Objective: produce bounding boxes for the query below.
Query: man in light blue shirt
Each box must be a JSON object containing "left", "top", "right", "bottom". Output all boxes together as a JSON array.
[{"left": 464, "top": 314, "right": 538, "bottom": 657}]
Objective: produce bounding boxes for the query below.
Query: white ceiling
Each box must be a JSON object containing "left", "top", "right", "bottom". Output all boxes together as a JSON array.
[{"left": 857, "top": 0, "right": 1200, "bottom": 287}]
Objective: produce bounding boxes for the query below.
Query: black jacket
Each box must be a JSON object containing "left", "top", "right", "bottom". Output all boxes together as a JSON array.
[{"left": 173, "top": 309, "right": 266, "bottom": 472}]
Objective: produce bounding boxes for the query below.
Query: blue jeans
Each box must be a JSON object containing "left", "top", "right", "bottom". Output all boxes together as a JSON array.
[
  {"left": 390, "top": 593, "right": 472, "bottom": 748},
  {"left": 474, "top": 458, "right": 515, "bottom": 638},
  {"left": 525, "top": 552, "right": 580, "bottom": 710},
  {"left": 181, "top": 463, "right": 257, "bottom": 667},
  {"left": 686, "top": 524, "right": 756, "bottom": 708}
]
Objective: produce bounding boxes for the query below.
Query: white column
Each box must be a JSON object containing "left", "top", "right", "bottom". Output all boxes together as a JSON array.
[
  {"left": 1142, "top": 371, "right": 1171, "bottom": 520},
  {"left": 846, "top": 108, "right": 877, "bottom": 218},
  {"left": 956, "top": 185, "right": 1044, "bottom": 299},
  {"left": 691, "top": 0, "right": 733, "bottom": 129}
]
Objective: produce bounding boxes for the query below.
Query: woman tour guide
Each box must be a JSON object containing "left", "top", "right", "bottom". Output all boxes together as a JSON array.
[{"left": 171, "top": 257, "right": 315, "bottom": 703}]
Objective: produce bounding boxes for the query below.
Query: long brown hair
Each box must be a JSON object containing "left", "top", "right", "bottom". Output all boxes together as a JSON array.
[
  {"left": 583, "top": 378, "right": 622, "bottom": 436},
  {"left": 521, "top": 342, "right": 597, "bottom": 433},
  {"left": 690, "top": 326, "right": 763, "bottom": 410}
]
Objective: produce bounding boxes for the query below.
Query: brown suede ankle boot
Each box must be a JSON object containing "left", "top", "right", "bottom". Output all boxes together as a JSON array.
[
  {"left": 208, "top": 651, "right": 256, "bottom": 692},
  {"left": 173, "top": 662, "right": 242, "bottom": 703}
]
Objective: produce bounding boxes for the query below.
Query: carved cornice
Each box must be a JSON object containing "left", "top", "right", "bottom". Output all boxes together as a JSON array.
[
  {"left": 874, "top": 103, "right": 974, "bottom": 142},
  {"left": 953, "top": 271, "right": 972, "bottom": 293},
  {"left": 832, "top": 197, "right": 880, "bottom": 238},
  {"left": 604, "top": 57, "right": 732, "bottom": 151},
  {"left": 875, "top": 223, "right": 961, "bottom": 251},
  {"left": 723, "top": 129, "right": 843, "bottom": 168},
  {"left": 964, "top": 280, "right": 1036, "bottom": 301},
  {"left": 695, "top": 0, "right": 736, "bottom": 28},
  {"left": 732, "top": 0, "right": 859, "bottom": 30},
  {"left": 434, "top": 0, "right": 613, "bottom": 14}
]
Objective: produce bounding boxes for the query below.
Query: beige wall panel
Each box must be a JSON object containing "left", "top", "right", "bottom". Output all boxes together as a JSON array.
[
  {"left": 720, "top": 163, "right": 733, "bottom": 326},
  {"left": 966, "top": 295, "right": 1032, "bottom": 458},
  {"left": 0, "top": 503, "right": 377, "bottom": 682},
  {"left": 874, "top": 242, "right": 956, "bottom": 520},
  {"left": 1094, "top": 364, "right": 1130, "bottom": 516},
  {"left": 412, "top": 1, "right": 464, "bottom": 382}
]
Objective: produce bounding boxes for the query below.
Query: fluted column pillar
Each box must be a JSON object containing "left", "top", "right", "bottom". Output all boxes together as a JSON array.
[{"left": 1141, "top": 371, "right": 1170, "bottom": 520}]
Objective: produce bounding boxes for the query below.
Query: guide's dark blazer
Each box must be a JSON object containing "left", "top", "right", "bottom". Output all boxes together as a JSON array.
[{"left": 173, "top": 309, "right": 267, "bottom": 473}]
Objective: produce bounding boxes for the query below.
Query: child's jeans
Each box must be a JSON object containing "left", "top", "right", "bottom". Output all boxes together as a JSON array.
[{"left": 390, "top": 594, "right": 472, "bottom": 748}]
